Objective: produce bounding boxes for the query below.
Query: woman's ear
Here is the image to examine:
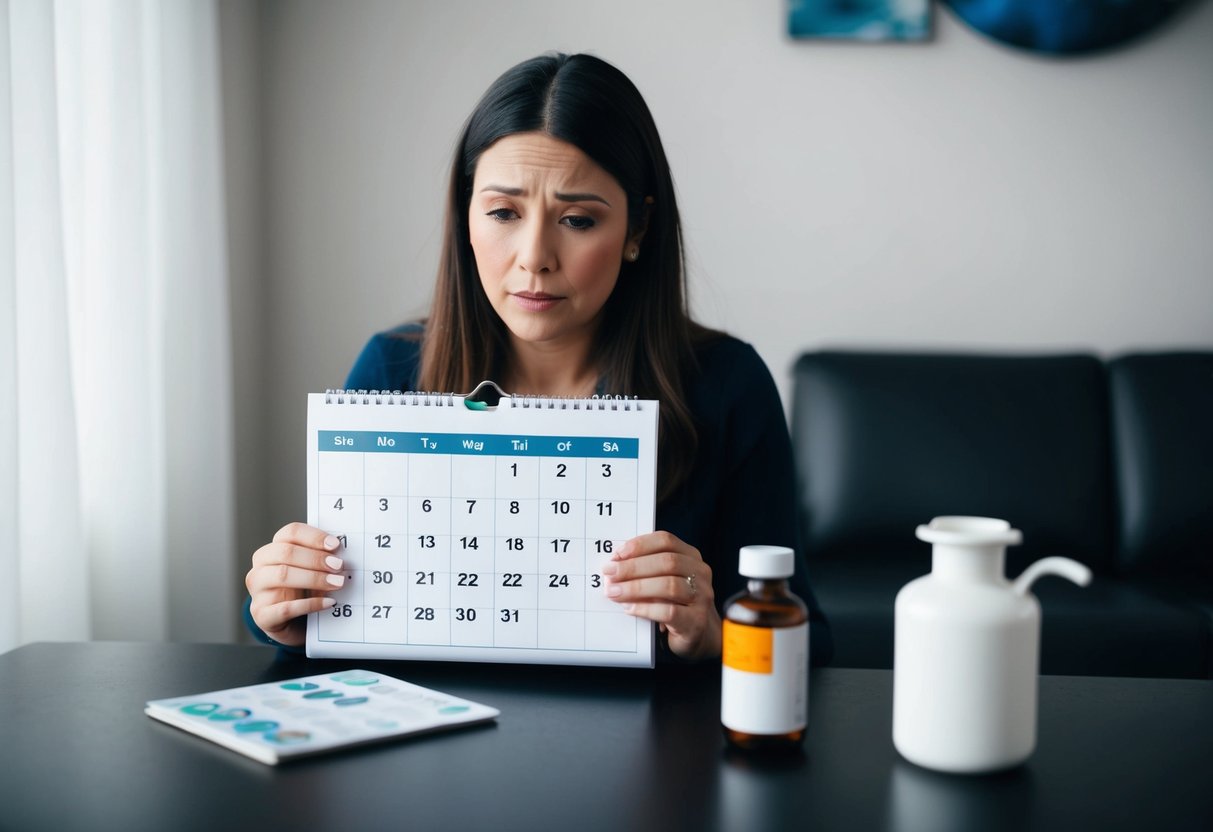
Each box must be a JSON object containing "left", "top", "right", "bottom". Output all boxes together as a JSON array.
[{"left": 625, "top": 196, "right": 655, "bottom": 260}]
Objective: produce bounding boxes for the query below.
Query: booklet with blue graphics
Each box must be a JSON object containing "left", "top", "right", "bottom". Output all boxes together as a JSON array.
[{"left": 145, "top": 669, "right": 499, "bottom": 765}]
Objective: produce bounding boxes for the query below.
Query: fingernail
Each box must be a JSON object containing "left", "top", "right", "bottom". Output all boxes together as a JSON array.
[
  {"left": 325, "top": 555, "right": 343, "bottom": 571},
  {"left": 321, "top": 597, "right": 336, "bottom": 608},
  {"left": 606, "top": 583, "right": 622, "bottom": 597},
  {"left": 601, "top": 562, "right": 618, "bottom": 576},
  {"left": 616, "top": 541, "right": 633, "bottom": 557},
  {"left": 324, "top": 535, "right": 340, "bottom": 551},
  {"left": 326, "top": 574, "right": 345, "bottom": 587}
]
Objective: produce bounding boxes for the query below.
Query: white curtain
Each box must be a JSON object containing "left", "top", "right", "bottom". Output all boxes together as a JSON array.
[{"left": 1, "top": 0, "right": 236, "bottom": 652}]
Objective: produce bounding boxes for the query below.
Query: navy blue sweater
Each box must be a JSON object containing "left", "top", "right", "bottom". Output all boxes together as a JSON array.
[{"left": 246, "top": 325, "right": 832, "bottom": 666}]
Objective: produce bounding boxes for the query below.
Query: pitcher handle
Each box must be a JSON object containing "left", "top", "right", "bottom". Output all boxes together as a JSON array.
[{"left": 1012, "top": 557, "right": 1093, "bottom": 596}]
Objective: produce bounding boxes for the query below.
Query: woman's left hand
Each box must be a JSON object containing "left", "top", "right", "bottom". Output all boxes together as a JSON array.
[{"left": 602, "top": 531, "right": 721, "bottom": 662}]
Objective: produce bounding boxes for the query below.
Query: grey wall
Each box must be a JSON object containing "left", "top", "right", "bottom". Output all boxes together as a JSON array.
[{"left": 222, "top": 0, "right": 1213, "bottom": 631}]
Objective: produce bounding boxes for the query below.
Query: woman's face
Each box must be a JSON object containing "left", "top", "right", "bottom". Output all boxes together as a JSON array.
[{"left": 468, "top": 132, "right": 638, "bottom": 352}]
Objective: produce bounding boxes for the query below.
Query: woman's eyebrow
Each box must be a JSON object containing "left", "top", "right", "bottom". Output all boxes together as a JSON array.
[
  {"left": 555, "top": 191, "right": 610, "bottom": 207},
  {"left": 478, "top": 184, "right": 610, "bottom": 207}
]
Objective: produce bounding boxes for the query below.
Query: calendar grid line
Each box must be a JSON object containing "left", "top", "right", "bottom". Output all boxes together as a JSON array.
[
  {"left": 406, "top": 453, "right": 411, "bottom": 642},
  {"left": 304, "top": 637, "right": 647, "bottom": 654},
  {"left": 448, "top": 452, "right": 453, "bottom": 647},
  {"left": 359, "top": 457, "right": 363, "bottom": 642},
  {"left": 527, "top": 462, "right": 534, "bottom": 641},
  {"left": 583, "top": 450, "right": 591, "bottom": 651}
]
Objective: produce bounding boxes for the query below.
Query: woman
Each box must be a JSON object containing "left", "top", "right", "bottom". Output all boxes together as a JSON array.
[{"left": 245, "top": 52, "right": 832, "bottom": 665}]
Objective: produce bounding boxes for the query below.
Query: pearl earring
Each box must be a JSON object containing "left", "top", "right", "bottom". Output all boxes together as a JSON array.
[{"left": 627, "top": 246, "right": 640, "bottom": 262}]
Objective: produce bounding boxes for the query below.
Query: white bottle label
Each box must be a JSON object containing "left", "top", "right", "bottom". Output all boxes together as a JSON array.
[{"left": 721, "top": 621, "right": 808, "bottom": 735}]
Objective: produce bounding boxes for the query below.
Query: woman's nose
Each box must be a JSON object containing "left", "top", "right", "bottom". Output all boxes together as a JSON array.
[{"left": 517, "top": 219, "right": 556, "bottom": 274}]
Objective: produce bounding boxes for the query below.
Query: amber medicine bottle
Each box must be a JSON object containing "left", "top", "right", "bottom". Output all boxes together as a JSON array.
[{"left": 721, "top": 545, "right": 809, "bottom": 750}]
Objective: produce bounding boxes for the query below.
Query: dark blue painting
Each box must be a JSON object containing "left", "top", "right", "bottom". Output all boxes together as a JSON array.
[
  {"left": 788, "top": 0, "right": 933, "bottom": 41},
  {"left": 944, "top": 0, "right": 1193, "bottom": 55}
]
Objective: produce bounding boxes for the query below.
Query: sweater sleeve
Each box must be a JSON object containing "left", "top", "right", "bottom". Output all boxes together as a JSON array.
[
  {"left": 727, "top": 344, "right": 834, "bottom": 664},
  {"left": 696, "top": 341, "right": 834, "bottom": 666},
  {"left": 242, "top": 596, "right": 304, "bottom": 653}
]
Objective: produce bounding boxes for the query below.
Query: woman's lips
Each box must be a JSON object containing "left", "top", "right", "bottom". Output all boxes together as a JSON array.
[{"left": 511, "top": 292, "right": 564, "bottom": 312}]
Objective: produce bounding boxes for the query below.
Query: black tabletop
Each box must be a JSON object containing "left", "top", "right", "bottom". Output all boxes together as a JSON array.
[{"left": 0, "top": 642, "right": 1209, "bottom": 832}]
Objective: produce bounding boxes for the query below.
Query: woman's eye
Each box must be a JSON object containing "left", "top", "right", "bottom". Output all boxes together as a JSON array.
[
  {"left": 561, "top": 215, "right": 596, "bottom": 231},
  {"left": 487, "top": 208, "right": 517, "bottom": 222}
]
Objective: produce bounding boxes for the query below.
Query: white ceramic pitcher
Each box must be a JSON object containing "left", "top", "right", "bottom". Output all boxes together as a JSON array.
[{"left": 892, "top": 516, "right": 1091, "bottom": 774}]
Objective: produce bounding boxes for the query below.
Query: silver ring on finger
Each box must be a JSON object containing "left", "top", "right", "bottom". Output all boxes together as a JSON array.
[{"left": 686, "top": 573, "right": 697, "bottom": 598}]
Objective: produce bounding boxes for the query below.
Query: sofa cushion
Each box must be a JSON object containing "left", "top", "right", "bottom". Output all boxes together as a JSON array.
[
  {"left": 812, "top": 557, "right": 1210, "bottom": 678},
  {"left": 1031, "top": 579, "right": 1210, "bottom": 678},
  {"left": 806, "top": 558, "right": 924, "bottom": 670},
  {"left": 792, "top": 352, "right": 1114, "bottom": 576},
  {"left": 1108, "top": 352, "right": 1213, "bottom": 579}
]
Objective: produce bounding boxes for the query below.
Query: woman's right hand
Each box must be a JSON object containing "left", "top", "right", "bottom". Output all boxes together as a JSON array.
[{"left": 245, "top": 522, "right": 346, "bottom": 647}]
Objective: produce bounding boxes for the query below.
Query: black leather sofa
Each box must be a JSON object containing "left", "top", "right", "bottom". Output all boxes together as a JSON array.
[{"left": 791, "top": 350, "right": 1213, "bottom": 679}]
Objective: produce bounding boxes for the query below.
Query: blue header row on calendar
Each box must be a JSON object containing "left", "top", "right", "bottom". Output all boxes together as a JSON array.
[{"left": 318, "top": 431, "right": 638, "bottom": 459}]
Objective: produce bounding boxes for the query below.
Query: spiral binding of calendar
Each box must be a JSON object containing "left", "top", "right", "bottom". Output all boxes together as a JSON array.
[
  {"left": 325, "top": 389, "right": 458, "bottom": 406},
  {"left": 509, "top": 394, "right": 640, "bottom": 411},
  {"left": 324, "top": 388, "right": 641, "bottom": 410}
]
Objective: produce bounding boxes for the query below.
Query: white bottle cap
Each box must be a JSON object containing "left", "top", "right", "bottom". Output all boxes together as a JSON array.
[{"left": 738, "top": 545, "right": 795, "bottom": 579}]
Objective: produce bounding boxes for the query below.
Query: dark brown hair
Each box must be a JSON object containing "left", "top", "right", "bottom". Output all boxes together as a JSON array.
[{"left": 417, "top": 52, "right": 714, "bottom": 502}]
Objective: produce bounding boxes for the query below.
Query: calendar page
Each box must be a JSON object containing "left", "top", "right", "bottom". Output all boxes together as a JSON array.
[{"left": 305, "top": 390, "right": 658, "bottom": 668}]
